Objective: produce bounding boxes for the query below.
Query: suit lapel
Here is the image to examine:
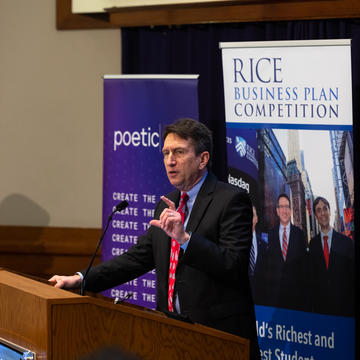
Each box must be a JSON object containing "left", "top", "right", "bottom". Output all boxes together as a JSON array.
[
  {"left": 287, "top": 224, "right": 297, "bottom": 262},
  {"left": 313, "top": 234, "right": 327, "bottom": 270},
  {"left": 270, "top": 225, "right": 283, "bottom": 263},
  {"left": 186, "top": 173, "right": 216, "bottom": 233},
  {"left": 159, "top": 174, "right": 216, "bottom": 272},
  {"left": 328, "top": 230, "right": 339, "bottom": 270}
]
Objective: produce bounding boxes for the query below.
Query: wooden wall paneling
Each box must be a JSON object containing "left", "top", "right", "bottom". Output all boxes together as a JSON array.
[
  {"left": 0, "top": 226, "right": 102, "bottom": 279},
  {"left": 0, "top": 254, "right": 97, "bottom": 279}
]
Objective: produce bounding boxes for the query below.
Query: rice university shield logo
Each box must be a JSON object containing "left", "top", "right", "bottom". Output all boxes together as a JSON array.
[{"left": 235, "top": 136, "right": 247, "bottom": 157}]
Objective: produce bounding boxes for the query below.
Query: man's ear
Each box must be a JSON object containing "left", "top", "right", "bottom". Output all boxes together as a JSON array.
[{"left": 199, "top": 151, "right": 210, "bottom": 170}]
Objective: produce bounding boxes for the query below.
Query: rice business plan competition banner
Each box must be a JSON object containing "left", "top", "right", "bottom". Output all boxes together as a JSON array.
[
  {"left": 102, "top": 75, "right": 199, "bottom": 309},
  {"left": 221, "top": 40, "right": 355, "bottom": 360}
]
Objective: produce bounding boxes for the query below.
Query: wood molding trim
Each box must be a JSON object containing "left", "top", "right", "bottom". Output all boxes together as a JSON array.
[
  {"left": 0, "top": 225, "right": 102, "bottom": 278},
  {"left": 109, "top": 0, "right": 360, "bottom": 27},
  {"left": 56, "top": 0, "right": 116, "bottom": 29},
  {"left": 57, "top": 0, "right": 360, "bottom": 30}
]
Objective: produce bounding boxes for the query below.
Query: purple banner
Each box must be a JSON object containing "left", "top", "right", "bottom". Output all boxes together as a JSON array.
[{"left": 102, "top": 76, "right": 199, "bottom": 309}]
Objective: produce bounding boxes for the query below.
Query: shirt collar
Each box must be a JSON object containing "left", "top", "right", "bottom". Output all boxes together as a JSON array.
[
  {"left": 280, "top": 222, "right": 290, "bottom": 232},
  {"left": 182, "top": 171, "right": 208, "bottom": 201},
  {"left": 321, "top": 227, "right": 333, "bottom": 239}
]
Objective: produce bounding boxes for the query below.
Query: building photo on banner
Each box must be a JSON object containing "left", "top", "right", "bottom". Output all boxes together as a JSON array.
[{"left": 221, "top": 40, "right": 355, "bottom": 359}]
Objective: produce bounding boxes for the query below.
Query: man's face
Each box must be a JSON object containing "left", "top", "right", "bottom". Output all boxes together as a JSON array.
[
  {"left": 276, "top": 196, "right": 291, "bottom": 226},
  {"left": 162, "top": 133, "right": 208, "bottom": 192},
  {"left": 314, "top": 200, "right": 331, "bottom": 229}
]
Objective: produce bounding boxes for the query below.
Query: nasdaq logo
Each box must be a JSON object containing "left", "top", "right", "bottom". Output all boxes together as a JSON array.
[{"left": 235, "top": 136, "right": 247, "bottom": 157}]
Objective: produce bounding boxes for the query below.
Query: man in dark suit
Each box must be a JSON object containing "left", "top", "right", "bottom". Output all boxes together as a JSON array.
[
  {"left": 50, "top": 118, "right": 260, "bottom": 359},
  {"left": 260, "top": 194, "right": 308, "bottom": 311},
  {"left": 309, "top": 196, "right": 354, "bottom": 317}
]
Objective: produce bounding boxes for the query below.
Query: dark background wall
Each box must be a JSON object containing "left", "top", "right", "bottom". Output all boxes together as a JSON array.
[{"left": 121, "top": 19, "right": 359, "bottom": 356}]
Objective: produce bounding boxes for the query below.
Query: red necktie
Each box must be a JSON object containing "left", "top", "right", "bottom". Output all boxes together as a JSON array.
[
  {"left": 323, "top": 235, "right": 329, "bottom": 269},
  {"left": 168, "top": 192, "right": 188, "bottom": 312},
  {"left": 282, "top": 228, "right": 288, "bottom": 261}
]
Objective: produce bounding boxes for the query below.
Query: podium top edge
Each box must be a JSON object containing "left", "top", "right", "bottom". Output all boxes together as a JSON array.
[{"left": 0, "top": 269, "right": 80, "bottom": 300}]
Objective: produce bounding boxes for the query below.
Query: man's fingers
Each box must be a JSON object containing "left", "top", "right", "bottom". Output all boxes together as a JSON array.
[
  {"left": 160, "top": 208, "right": 181, "bottom": 228},
  {"left": 48, "top": 275, "right": 61, "bottom": 284},
  {"left": 149, "top": 219, "right": 161, "bottom": 228},
  {"left": 150, "top": 212, "right": 174, "bottom": 230},
  {"left": 160, "top": 196, "right": 175, "bottom": 210},
  {"left": 48, "top": 275, "right": 64, "bottom": 288},
  {"left": 54, "top": 280, "right": 64, "bottom": 288},
  {"left": 150, "top": 209, "right": 178, "bottom": 230}
]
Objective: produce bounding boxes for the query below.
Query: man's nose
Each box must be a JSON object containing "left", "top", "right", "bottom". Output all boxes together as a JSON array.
[{"left": 166, "top": 152, "right": 176, "bottom": 164}]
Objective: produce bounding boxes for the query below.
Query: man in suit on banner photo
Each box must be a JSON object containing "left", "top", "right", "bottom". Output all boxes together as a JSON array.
[
  {"left": 309, "top": 196, "right": 354, "bottom": 317},
  {"left": 260, "top": 193, "right": 308, "bottom": 311},
  {"left": 50, "top": 118, "right": 260, "bottom": 359}
]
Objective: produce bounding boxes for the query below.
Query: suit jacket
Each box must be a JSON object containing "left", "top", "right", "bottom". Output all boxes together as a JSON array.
[
  {"left": 249, "top": 231, "right": 268, "bottom": 304},
  {"left": 259, "top": 223, "right": 308, "bottom": 311},
  {"left": 309, "top": 230, "right": 354, "bottom": 317},
  {"left": 84, "top": 173, "right": 260, "bottom": 359}
]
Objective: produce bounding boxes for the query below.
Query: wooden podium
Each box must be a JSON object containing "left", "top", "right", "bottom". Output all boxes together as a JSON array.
[{"left": 0, "top": 269, "right": 249, "bottom": 360}]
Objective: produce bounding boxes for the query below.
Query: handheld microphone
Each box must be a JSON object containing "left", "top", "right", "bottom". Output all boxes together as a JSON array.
[{"left": 80, "top": 200, "right": 128, "bottom": 296}]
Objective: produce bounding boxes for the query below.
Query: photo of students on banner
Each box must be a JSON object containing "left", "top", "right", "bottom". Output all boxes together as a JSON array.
[
  {"left": 309, "top": 196, "right": 354, "bottom": 317},
  {"left": 227, "top": 128, "right": 355, "bottom": 318},
  {"left": 257, "top": 193, "right": 309, "bottom": 312}
]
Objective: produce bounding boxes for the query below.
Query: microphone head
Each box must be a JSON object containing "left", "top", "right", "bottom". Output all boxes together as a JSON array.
[{"left": 115, "top": 200, "right": 128, "bottom": 212}]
